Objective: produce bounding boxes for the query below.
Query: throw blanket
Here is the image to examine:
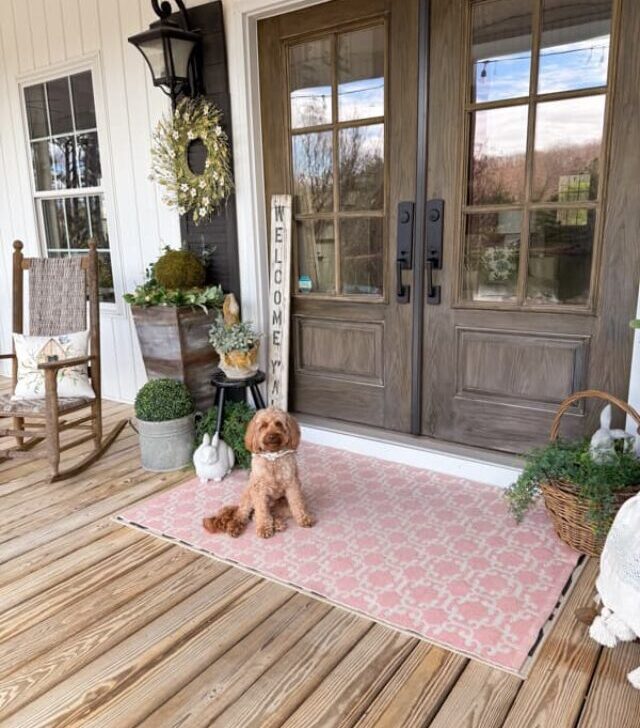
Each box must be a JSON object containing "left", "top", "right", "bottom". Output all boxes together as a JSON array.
[{"left": 589, "top": 492, "right": 640, "bottom": 689}]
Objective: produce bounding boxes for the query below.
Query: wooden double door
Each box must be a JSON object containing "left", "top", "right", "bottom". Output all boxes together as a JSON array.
[{"left": 259, "top": 0, "right": 640, "bottom": 453}]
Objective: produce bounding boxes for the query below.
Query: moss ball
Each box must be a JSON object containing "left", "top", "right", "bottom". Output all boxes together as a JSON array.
[{"left": 154, "top": 249, "right": 205, "bottom": 290}]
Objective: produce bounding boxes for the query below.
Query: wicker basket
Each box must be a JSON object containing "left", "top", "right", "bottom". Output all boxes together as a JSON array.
[{"left": 540, "top": 389, "right": 640, "bottom": 557}]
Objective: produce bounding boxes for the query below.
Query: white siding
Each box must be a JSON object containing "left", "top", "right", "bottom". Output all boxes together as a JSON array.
[{"left": 0, "top": 0, "right": 184, "bottom": 401}]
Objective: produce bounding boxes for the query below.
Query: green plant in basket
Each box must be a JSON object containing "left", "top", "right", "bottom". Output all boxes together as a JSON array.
[
  {"left": 134, "top": 379, "right": 194, "bottom": 422},
  {"left": 195, "top": 400, "right": 256, "bottom": 469},
  {"left": 506, "top": 438, "right": 640, "bottom": 535}
]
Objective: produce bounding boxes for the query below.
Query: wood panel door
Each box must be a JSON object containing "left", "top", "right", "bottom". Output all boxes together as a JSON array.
[
  {"left": 258, "top": 0, "right": 418, "bottom": 430},
  {"left": 422, "top": 0, "right": 640, "bottom": 452}
]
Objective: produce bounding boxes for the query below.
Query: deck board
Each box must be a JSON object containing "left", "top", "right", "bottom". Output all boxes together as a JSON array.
[{"left": 0, "top": 378, "right": 635, "bottom": 726}]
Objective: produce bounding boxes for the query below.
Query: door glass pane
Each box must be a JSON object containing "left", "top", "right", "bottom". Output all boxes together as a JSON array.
[
  {"left": 46, "top": 77, "right": 73, "bottom": 135},
  {"left": 463, "top": 211, "right": 522, "bottom": 302},
  {"left": 297, "top": 220, "right": 335, "bottom": 294},
  {"left": 42, "top": 198, "right": 67, "bottom": 250},
  {"left": 339, "top": 124, "right": 384, "bottom": 210},
  {"left": 292, "top": 131, "right": 334, "bottom": 213},
  {"left": 468, "top": 105, "right": 528, "bottom": 205},
  {"left": 340, "top": 217, "right": 383, "bottom": 295},
  {"left": 471, "top": 0, "right": 532, "bottom": 103},
  {"left": 77, "top": 132, "right": 101, "bottom": 187},
  {"left": 532, "top": 95, "right": 605, "bottom": 202},
  {"left": 71, "top": 71, "right": 96, "bottom": 130},
  {"left": 338, "top": 25, "right": 384, "bottom": 121},
  {"left": 539, "top": 0, "right": 611, "bottom": 94},
  {"left": 289, "top": 39, "right": 332, "bottom": 129},
  {"left": 527, "top": 207, "right": 595, "bottom": 304},
  {"left": 24, "top": 84, "right": 49, "bottom": 139}
]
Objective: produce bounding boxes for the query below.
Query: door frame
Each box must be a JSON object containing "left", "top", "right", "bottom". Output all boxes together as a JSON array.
[{"left": 225, "top": 0, "right": 640, "bottom": 445}]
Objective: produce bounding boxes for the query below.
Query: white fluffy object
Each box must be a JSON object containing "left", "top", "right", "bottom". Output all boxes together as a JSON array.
[{"left": 591, "top": 492, "right": 640, "bottom": 689}]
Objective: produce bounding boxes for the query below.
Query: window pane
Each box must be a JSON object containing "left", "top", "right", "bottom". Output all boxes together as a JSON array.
[
  {"left": 88, "top": 195, "right": 109, "bottom": 247},
  {"left": 71, "top": 71, "right": 96, "bottom": 130},
  {"left": 338, "top": 25, "right": 384, "bottom": 121},
  {"left": 538, "top": 0, "right": 611, "bottom": 94},
  {"left": 46, "top": 77, "right": 73, "bottom": 135},
  {"left": 340, "top": 217, "right": 383, "bottom": 295},
  {"left": 77, "top": 132, "right": 101, "bottom": 187},
  {"left": 65, "top": 197, "right": 90, "bottom": 248},
  {"left": 50, "top": 136, "right": 79, "bottom": 189},
  {"left": 339, "top": 124, "right": 384, "bottom": 211},
  {"left": 291, "top": 131, "right": 333, "bottom": 213},
  {"left": 532, "top": 95, "right": 605, "bottom": 202},
  {"left": 463, "top": 210, "right": 522, "bottom": 302},
  {"left": 296, "top": 219, "right": 335, "bottom": 294},
  {"left": 527, "top": 207, "right": 594, "bottom": 304},
  {"left": 289, "top": 39, "right": 332, "bottom": 129},
  {"left": 31, "top": 140, "right": 56, "bottom": 191},
  {"left": 97, "top": 252, "right": 115, "bottom": 302},
  {"left": 468, "top": 105, "right": 528, "bottom": 205},
  {"left": 24, "top": 84, "right": 49, "bottom": 139},
  {"left": 42, "top": 198, "right": 67, "bottom": 250},
  {"left": 471, "top": 0, "right": 532, "bottom": 103}
]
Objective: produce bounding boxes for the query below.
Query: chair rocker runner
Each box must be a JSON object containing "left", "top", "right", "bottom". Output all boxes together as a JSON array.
[{"left": 0, "top": 240, "right": 127, "bottom": 482}]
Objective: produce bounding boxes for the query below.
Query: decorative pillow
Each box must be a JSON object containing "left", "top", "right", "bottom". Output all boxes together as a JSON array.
[{"left": 12, "top": 331, "right": 95, "bottom": 400}]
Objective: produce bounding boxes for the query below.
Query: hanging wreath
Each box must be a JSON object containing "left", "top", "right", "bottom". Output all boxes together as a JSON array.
[{"left": 150, "top": 97, "right": 233, "bottom": 224}]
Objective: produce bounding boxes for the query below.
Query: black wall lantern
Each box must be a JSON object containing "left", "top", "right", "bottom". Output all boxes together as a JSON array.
[{"left": 128, "top": 0, "right": 202, "bottom": 109}]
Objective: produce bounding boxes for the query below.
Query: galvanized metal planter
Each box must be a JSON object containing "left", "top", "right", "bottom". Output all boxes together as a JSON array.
[
  {"left": 131, "top": 305, "right": 218, "bottom": 411},
  {"left": 132, "top": 413, "right": 195, "bottom": 472}
]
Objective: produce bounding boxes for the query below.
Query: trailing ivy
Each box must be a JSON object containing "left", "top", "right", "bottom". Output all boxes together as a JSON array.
[{"left": 506, "top": 438, "right": 640, "bottom": 534}]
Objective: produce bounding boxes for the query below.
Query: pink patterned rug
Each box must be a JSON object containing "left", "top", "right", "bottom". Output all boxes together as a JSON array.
[{"left": 116, "top": 442, "right": 582, "bottom": 676}]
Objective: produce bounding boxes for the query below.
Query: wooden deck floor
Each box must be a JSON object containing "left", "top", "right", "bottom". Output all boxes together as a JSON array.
[{"left": 1, "top": 379, "right": 639, "bottom": 727}]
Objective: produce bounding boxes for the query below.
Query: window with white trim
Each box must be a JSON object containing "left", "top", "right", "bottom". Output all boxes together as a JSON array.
[{"left": 23, "top": 71, "right": 114, "bottom": 302}]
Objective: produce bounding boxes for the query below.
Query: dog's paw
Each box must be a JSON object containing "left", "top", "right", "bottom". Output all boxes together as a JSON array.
[
  {"left": 298, "top": 514, "right": 315, "bottom": 528},
  {"left": 273, "top": 517, "right": 288, "bottom": 532},
  {"left": 256, "top": 523, "right": 275, "bottom": 538}
]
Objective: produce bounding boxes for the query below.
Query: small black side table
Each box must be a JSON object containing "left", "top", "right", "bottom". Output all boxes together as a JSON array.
[{"left": 210, "top": 370, "right": 266, "bottom": 435}]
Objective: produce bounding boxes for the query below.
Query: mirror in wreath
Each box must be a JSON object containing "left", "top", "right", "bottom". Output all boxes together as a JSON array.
[{"left": 124, "top": 247, "right": 227, "bottom": 411}]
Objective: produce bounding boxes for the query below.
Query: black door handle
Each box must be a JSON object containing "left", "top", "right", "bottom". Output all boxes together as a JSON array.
[
  {"left": 396, "top": 201, "right": 414, "bottom": 303},
  {"left": 426, "top": 199, "right": 444, "bottom": 305}
]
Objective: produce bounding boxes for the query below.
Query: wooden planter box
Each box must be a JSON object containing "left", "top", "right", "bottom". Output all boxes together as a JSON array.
[{"left": 131, "top": 306, "right": 218, "bottom": 412}]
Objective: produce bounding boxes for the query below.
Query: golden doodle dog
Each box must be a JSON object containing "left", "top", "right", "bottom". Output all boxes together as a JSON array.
[{"left": 203, "top": 407, "right": 314, "bottom": 538}]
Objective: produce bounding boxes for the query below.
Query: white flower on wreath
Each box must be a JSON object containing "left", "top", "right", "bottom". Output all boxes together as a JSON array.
[
  {"left": 215, "top": 126, "right": 222, "bottom": 136},
  {"left": 178, "top": 207, "right": 186, "bottom": 214},
  {"left": 187, "top": 130, "right": 195, "bottom": 140},
  {"left": 169, "top": 150, "right": 176, "bottom": 159},
  {"left": 198, "top": 207, "right": 207, "bottom": 217},
  {"left": 172, "top": 130, "right": 179, "bottom": 140},
  {"left": 190, "top": 188, "right": 197, "bottom": 197},
  {"left": 198, "top": 179, "right": 206, "bottom": 189},
  {"left": 180, "top": 183, "right": 189, "bottom": 192},
  {"left": 205, "top": 159, "right": 211, "bottom": 168},
  {"left": 202, "top": 196, "right": 210, "bottom": 206}
]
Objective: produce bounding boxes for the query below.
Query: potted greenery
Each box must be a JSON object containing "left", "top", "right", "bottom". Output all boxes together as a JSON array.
[
  {"left": 133, "top": 378, "right": 195, "bottom": 472},
  {"left": 506, "top": 391, "right": 640, "bottom": 555},
  {"left": 124, "top": 247, "right": 224, "bottom": 410},
  {"left": 209, "top": 317, "right": 261, "bottom": 380},
  {"left": 195, "top": 400, "right": 256, "bottom": 469}
]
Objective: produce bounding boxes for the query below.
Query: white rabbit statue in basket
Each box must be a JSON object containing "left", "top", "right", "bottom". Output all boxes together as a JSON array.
[
  {"left": 589, "top": 404, "right": 637, "bottom": 463},
  {"left": 589, "top": 491, "right": 640, "bottom": 689},
  {"left": 193, "top": 433, "right": 235, "bottom": 483}
]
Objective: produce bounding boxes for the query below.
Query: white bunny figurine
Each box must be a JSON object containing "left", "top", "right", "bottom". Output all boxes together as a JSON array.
[
  {"left": 589, "top": 404, "right": 635, "bottom": 463},
  {"left": 193, "top": 432, "right": 235, "bottom": 483}
]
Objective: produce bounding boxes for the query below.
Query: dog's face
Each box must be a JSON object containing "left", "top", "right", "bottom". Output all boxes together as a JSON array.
[{"left": 244, "top": 408, "right": 301, "bottom": 454}]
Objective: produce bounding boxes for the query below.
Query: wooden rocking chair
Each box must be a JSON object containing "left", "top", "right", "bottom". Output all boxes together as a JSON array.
[{"left": 0, "top": 240, "right": 127, "bottom": 482}]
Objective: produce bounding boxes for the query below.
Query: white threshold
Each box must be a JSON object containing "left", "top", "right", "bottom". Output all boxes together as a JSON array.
[{"left": 297, "top": 415, "right": 523, "bottom": 488}]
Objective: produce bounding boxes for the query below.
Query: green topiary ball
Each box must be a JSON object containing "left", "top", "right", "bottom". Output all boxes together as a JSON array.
[
  {"left": 154, "top": 249, "right": 205, "bottom": 290},
  {"left": 134, "top": 378, "right": 195, "bottom": 422}
]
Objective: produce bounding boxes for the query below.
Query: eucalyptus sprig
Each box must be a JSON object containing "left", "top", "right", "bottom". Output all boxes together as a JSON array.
[{"left": 124, "top": 282, "right": 223, "bottom": 310}]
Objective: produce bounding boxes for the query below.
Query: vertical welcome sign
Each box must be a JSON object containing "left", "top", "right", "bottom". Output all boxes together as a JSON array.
[{"left": 268, "top": 194, "right": 292, "bottom": 410}]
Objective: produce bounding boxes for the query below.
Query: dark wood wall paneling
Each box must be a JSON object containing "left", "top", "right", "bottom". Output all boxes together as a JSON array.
[{"left": 173, "top": 1, "right": 241, "bottom": 301}]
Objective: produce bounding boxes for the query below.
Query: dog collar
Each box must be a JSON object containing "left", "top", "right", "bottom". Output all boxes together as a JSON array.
[{"left": 252, "top": 449, "right": 295, "bottom": 462}]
